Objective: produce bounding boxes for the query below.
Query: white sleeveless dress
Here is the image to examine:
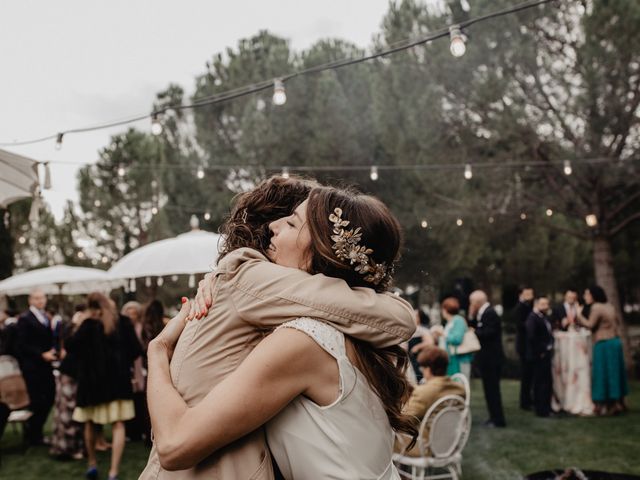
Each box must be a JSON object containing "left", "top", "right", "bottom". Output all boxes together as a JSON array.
[{"left": 266, "top": 318, "right": 400, "bottom": 480}]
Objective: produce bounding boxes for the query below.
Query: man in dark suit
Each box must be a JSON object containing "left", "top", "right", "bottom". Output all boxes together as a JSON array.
[
  {"left": 469, "top": 290, "right": 506, "bottom": 427},
  {"left": 514, "top": 286, "right": 534, "bottom": 410},
  {"left": 526, "top": 296, "right": 554, "bottom": 417},
  {"left": 15, "top": 289, "right": 57, "bottom": 446},
  {"left": 551, "top": 289, "right": 579, "bottom": 331}
]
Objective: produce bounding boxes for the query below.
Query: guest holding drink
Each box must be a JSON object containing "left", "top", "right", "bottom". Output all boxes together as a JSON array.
[{"left": 577, "top": 285, "right": 628, "bottom": 416}]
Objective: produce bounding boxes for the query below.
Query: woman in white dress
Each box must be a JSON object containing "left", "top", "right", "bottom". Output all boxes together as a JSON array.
[{"left": 147, "top": 186, "right": 417, "bottom": 479}]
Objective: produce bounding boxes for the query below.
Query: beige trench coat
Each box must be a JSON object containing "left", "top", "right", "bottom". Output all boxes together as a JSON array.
[{"left": 140, "top": 248, "right": 415, "bottom": 480}]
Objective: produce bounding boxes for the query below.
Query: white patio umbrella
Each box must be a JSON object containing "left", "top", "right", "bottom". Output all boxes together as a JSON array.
[
  {"left": 108, "top": 227, "right": 222, "bottom": 289},
  {"left": 0, "top": 148, "right": 40, "bottom": 208},
  {"left": 0, "top": 265, "right": 126, "bottom": 296}
]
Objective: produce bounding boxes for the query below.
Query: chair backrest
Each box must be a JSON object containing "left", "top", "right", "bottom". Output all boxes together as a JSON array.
[
  {"left": 417, "top": 394, "right": 469, "bottom": 459},
  {"left": 450, "top": 373, "right": 470, "bottom": 407}
]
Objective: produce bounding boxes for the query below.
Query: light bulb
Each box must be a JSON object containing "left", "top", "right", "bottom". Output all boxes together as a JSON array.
[
  {"left": 281, "top": 167, "right": 290, "bottom": 179},
  {"left": 117, "top": 166, "right": 125, "bottom": 177},
  {"left": 421, "top": 219, "right": 428, "bottom": 229},
  {"left": 77, "top": 251, "right": 85, "bottom": 259},
  {"left": 585, "top": 214, "right": 598, "bottom": 227},
  {"left": 55, "top": 133, "right": 63, "bottom": 150},
  {"left": 101, "top": 256, "right": 108, "bottom": 264},
  {"left": 94, "top": 200, "right": 101, "bottom": 207},
  {"left": 546, "top": 209, "right": 553, "bottom": 216},
  {"left": 370, "top": 166, "right": 379, "bottom": 181},
  {"left": 449, "top": 26, "right": 467, "bottom": 58},
  {"left": 204, "top": 211, "right": 211, "bottom": 221},
  {"left": 464, "top": 164, "right": 472, "bottom": 180},
  {"left": 157, "top": 277, "right": 164, "bottom": 287},
  {"left": 151, "top": 206, "right": 158, "bottom": 215},
  {"left": 272, "top": 79, "right": 287, "bottom": 106},
  {"left": 520, "top": 212, "right": 527, "bottom": 220},
  {"left": 488, "top": 217, "right": 495, "bottom": 224},
  {"left": 563, "top": 160, "right": 572, "bottom": 176},
  {"left": 151, "top": 114, "right": 163, "bottom": 136},
  {"left": 456, "top": 218, "right": 463, "bottom": 226},
  {"left": 145, "top": 277, "right": 152, "bottom": 287},
  {"left": 171, "top": 275, "right": 178, "bottom": 282},
  {"left": 197, "top": 167, "right": 205, "bottom": 179}
]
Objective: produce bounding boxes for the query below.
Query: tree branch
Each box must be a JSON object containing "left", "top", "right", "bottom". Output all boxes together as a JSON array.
[
  {"left": 605, "top": 190, "right": 640, "bottom": 222},
  {"left": 529, "top": 217, "right": 590, "bottom": 240},
  {"left": 610, "top": 211, "right": 640, "bottom": 237}
]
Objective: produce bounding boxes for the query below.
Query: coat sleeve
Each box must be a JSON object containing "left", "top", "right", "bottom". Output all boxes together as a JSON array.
[
  {"left": 15, "top": 317, "right": 44, "bottom": 361},
  {"left": 219, "top": 248, "right": 416, "bottom": 347}
]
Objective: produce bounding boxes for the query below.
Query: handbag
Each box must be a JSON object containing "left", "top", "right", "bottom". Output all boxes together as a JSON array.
[{"left": 455, "top": 329, "right": 481, "bottom": 355}]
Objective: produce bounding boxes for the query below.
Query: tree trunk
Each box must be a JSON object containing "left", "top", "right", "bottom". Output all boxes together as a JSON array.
[{"left": 593, "top": 236, "right": 633, "bottom": 373}]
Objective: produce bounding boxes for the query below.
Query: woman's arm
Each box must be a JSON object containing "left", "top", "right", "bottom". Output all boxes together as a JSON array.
[
  {"left": 148, "top": 306, "right": 321, "bottom": 471},
  {"left": 577, "top": 304, "right": 600, "bottom": 330},
  {"left": 446, "top": 316, "right": 466, "bottom": 347}
]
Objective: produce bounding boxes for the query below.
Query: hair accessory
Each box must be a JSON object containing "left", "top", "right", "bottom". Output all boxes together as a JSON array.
[
  {"left": 329, "top": 207, "right": 389, "bottom": 286},
  {"left": 240, "top": 208, "right": 248, "bottom": 224}
]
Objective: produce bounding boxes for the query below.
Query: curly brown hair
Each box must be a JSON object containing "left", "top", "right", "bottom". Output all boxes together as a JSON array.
[
  {"left": 218, "top": 175, "right": 319, "bottom": 260},
  {"left": 305, "top": 185, "right": 417, "bottom": 444}
]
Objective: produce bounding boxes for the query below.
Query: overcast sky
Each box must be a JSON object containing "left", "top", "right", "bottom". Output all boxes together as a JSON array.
[{"left": 0, "top": 0, "right": 392, "bottom": 219}]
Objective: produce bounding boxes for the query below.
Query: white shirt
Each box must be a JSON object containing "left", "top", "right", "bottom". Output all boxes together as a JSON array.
[
  {"left": 29, "top": 305, "right": 49, "bottom": 327},
  {"left": 478, "top": 302, "right": 491, "bottom": 320}
]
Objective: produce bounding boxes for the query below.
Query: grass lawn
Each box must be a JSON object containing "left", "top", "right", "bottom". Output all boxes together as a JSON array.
[{"left": 1, "top": 380, "right": 638, "bottom": 479}]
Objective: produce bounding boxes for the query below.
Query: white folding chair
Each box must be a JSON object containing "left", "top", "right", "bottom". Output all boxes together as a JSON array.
[
  {"left": 393, "top": 394, "right": 470, "bottom": 480},
  {"left": 450, "top": 373, "right": 470, "bottom": 408}
]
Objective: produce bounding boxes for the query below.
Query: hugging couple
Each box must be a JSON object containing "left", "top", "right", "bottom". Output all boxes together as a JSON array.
[{"left": 140, "top": 176, "right": 418, "bottom": 480}]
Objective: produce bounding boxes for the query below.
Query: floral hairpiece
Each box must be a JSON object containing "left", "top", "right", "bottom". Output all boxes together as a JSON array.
[{"left": 329, "top": 207, "right": 390, "bottom": 286}]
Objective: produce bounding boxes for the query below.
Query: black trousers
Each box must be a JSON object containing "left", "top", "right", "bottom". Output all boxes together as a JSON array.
[
  {"left": 519, "top": 354, "right": 534, "bottom": 409},
  {"left": 23, "top": 370, "right": 55, "bottom": 445},
  {"left": 532, "top": 354, "right": 552, "bottom": 417},
  {"left": 478, "top": 352, "right": 506, "bottom": 426}
]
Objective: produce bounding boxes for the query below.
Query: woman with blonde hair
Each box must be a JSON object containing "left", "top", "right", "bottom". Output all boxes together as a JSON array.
[{"left": 66, "top": 292, "right": 142, "bottom": 480}]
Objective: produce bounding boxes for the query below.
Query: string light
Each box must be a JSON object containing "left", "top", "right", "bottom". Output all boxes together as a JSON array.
[
  {"left": 370, "top": 166, "right": 379, "bottom": 181},
  {"left": 197, "top": 166, "right": 205, "bottom": 179},
  {"left": 145, "top": 277, "right": 152, "bottom": 287},
  {"left": 456, "top": 218, "right": 463, "bottom": 226},
  {"left": 585, "top": 214, "right": 598, "bottom": 227},
  {"left": 464, "top": 164, "right": 473, "bottom": 180},
  {"left": 151, "top": 113, "right": 163, "bottom": 136},
  {"left": 449, "top": 26, "right": 467, "bottom": 57},
  {"left": 171, "top": 275, "right": 179, "bottom": 282},
  {"left": 101, "top": 256, "right": 109, "bottom": 264},
  {"left": 204, "top": 211, "right": 211, "bottom": 221},
  {"left": 520, "top": 212, "right": 527, "bottom": 220},
  {"left": 281, "top": 167, "right": 290, "bottom": 179},
  {"left": 272, "top": 79, "right": 287, "bottom": 106},
  {"left": 563, "top": 160, "right": 572, "bottom": 176},
  {"left": 157, "top": 277, "right": 164, "bottom": 286},
  {"left": 546, "top": 208, "right": 553, "bottom": 216},
  {"left": 117, "top": 166, "right": 125, "bottom": 177},
  {"left": 421, "top": 219, "right": 428, "bottom": 228},
  {"left": 77, "top": 251, "right": 85, "bottom": 259},
  {"left": 94, "top": 200, "right": 101, "bottom": 207},
  {"left": 151, "top": 206, "right": 158, "bottom": 215},
  {"left": 55, "top": 133, "right": 63, "bottom": 150},
  {"left": 488, "top": 216, "right": 495, "bottom": 224}
]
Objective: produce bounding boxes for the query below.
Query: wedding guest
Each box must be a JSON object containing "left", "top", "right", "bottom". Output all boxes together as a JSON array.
[
  {"left": 526, "top": 296, "right": 554, "bottom": 417},
  {"left": 394, "top": 347, "right": 466, "bottom": 456},
  {"left": 577, "top": 285, "right": 628, "bottom": 416},
  {"left": 67, "top": 292, "right": 142, "bottom": 480},
  {"left": 50, "top": 306, "right": 85, "bottom": 459},
  {"left": 15, "top": 289, "right": 56, "bottom": 446},
  {"left": 514, "top": 286, "right": 534, "bottom": 410},
  {"left": 552, "top": 289, "right": 579, "bottom": 331},
  {"left": 432, "top": 297, "right": 473, "bottom": 378},
  {"left": 141, "top": 300, "right": 167, "bottom": 352},
  {"left": 469, "top": 290, "right": 506, "bottom": 427},
  {"left": 407, "top": 309, "right": 434, "bottom": 383}
]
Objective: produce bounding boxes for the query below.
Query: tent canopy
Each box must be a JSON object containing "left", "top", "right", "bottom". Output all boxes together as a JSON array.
[
  {"left": 0, "top": 265, "right": 126, "bottom": 296},
  {"left": 0, "top": 148, "right": 39, "bottom": 208}
]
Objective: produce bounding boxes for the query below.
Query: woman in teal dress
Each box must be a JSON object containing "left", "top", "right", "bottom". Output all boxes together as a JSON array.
[
  {"left": 435, "top": 297, "right": 473, "bottom": 377},
  {"left": 577, "top": 285, "right": 628, "bottom": 416}
]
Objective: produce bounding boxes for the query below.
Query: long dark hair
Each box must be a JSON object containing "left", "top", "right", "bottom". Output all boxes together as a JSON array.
[
  {"left": 305, "top": 186, "right": 417, "bottom": 443},
  {"left": 588, "top": 285, "right": 608, "bottom": 304},
  {"left": 86, "top": 292, "right": 117, "bottom": 335},
  {"left": 142, "top": 300, "right": 165, "bottom": 348},
  {"left": 218, "top": 175, "right": 319, "bottom": 260}
]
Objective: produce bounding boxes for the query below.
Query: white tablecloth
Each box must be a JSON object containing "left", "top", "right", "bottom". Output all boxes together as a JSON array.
[{"left": 551, "top": 329, "right": 594, "bottom": 415}]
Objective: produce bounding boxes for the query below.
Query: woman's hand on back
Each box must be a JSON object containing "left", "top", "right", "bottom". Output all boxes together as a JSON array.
[{"left": 188, "top": 273, "right": 215, "bottom": 320}]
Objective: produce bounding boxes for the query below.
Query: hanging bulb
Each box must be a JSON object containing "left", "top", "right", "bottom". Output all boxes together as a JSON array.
[
  {"left": 370, "top": 166, "right": 379, "bottom": 181},
  {"left": 190, "top": 214, "right": 199, "bottom": 230},
  {"left": 464, "top": 164, "right": 473, "bottom": 180},
  {"left": 117, "top": 165, "right": 125, "bottom": 177},
  {"left": 43, "top": 162, "right": 52, "bottom": 189},
  {"left": 281, "top": 167, "right": 290, "bottom": 179},
  {"left": 449, "top": 26, "right": 467, "bottom": 58},
  {"left": 563, "top": 160, "right": 572, "bottom": 176},
  {"left": 421, "top": 219, "right": 428, "bottom": 229},
  {"left": 546, "top": 209, "right": 553, "bottom": 217},
  {"left": 585, "top": 214, "right": 598, "bottom": 227},
  {"left": 129, "top": 278, "right": 137, "bottom": 293},
  {"left": 272, "top": 79, "right": 287, "bottom": 106},
  {"left": 488, "top": 216, "right": 495, "bottom": 224},
  {"left": 151, "top": 113, "right": 163, "bottom": 136},
  {"left": 520, "top": 212, "right": 527, "bottom": 220},
  {"left": 204, "top": 211, "right": 211, "bottom": 221},
  {"left": 197, "top": 166, "right": 205, "bottom": 179},
  {"left": 456, "top": 218, "right": 463, "bottom": 226},
  {"left": 55, "top": 133, "right": 64, "bottom": 150},
  {"left": 151, "top": 206, "right": 158, "bottom": 215},
  {"left": 171, "top": 275, "right": 179, "bottom": 282},
  {"left": 188, "top": 274, "right": 196, "bottom": 288},
  {"left": 145, "top": 277, "right": 152, "bottom": 287},
  {"left": 157, "top": 277, "right": 164, "bottom": 287}
]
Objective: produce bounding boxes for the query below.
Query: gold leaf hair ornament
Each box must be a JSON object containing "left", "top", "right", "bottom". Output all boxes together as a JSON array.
[{"left": 329, "top": 207, "right": 390, "bottom": 286}]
